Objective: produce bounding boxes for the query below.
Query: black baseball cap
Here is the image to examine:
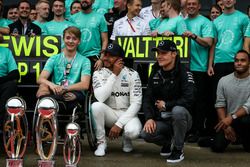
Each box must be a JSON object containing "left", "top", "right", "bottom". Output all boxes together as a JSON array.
[
  {"left": 104, "top": 43, "right": 125, "bottom": 58},
  {"left": 151, "top": 40, "right": 177, "bottom": 52}
]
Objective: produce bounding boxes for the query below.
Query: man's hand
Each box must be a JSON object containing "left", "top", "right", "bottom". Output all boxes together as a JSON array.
[
  {"left": 94, "top": 59, "right": 103, "bottom": 71},
  {"left": 108, "top": 124, "right": 122, "bottom": 140},
  {"left": 162, "top": 30, "right": 174, "bottom": 37},
  {"left": 224, "top": 126, "right": 236, "bottom": 142},
  {"left": 63, "top": 92, "right": 76, "bottom": 101},
  {"left": 207, "top": 66, "right": 214, "bottom": 76},
  {"left": 112, "top": 58, "right": 124, "bottom": 76},
  {"left": 150, "top": 30, "right": 158, "bottom": 37},
  {"left": 215, "top": 115, "right": 233, "bottom": 132},
  {"left": 155, "top": 100, "right": 166, "bottom": 112},
  {"left": 182, "top": 31, "right": 193, "bottom": 37},
  {"left": 143, "top": 119, "right": 156, "bottom": 134},
  {"left": 49, "top": 84, "right": 64, "bottom": 95}
]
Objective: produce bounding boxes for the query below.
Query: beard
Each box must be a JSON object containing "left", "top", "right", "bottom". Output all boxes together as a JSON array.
[{"left": 81, "top": 2, "right": 92, "bottom": 10}]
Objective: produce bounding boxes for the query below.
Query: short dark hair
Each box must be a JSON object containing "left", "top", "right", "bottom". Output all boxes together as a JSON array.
[
  {"left": 210, "top": 4, "right": 222, "bottom": 14},
  {"left": 18, "top": 0, "right": 31, "bottom": 9},
  {"left": 165, "top": 0, "right": 181, "bottom": 13},
  {"left": 236, "top": 50, "right": 250, "bottom": 61},
  {"left": 70, "top": 0, "right": 81, "bottom": 11},
  {"left": 53, "top": 0, "right": 65, "bottom": 6}
]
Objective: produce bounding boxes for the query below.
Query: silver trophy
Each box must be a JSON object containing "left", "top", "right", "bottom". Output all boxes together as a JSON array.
[
  {"left": 3, "top": 97, "right": 28, "bottom": 167},
  {"left": 35, "top": 97, "right": 58, "bottom": 167},
  {"left": 63, "top": 107, "right": 81, "bottom": 167}
]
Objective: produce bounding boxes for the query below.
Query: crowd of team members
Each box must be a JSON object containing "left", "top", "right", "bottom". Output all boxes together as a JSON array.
[{"left": 0, "top": 0, "right": 250, "bottom": 164}]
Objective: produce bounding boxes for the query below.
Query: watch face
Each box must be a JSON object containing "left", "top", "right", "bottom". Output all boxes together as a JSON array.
[{"left": 232, "top": 114, "right": 237, "bottom": 119}]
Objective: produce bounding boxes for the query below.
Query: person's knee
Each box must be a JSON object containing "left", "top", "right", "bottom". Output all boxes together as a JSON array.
[
  {"left": 140, "top": 130, "right": 154, "bottom": 143},
  {"left": 172, "top": 106, "right": 187, "bottom": 120},
  {"left": 36, "top": 84, "right": 51, "bottom": 98},
  {"left": 91, "top": 102, "right": 105, "bottom": 117},
  {"left": 124, "top": 121, "right": 141, "bottom": 139}
]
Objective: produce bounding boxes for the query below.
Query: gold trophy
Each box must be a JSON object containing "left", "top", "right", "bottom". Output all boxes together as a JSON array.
[
  {"left": 35, "top": 97, "right": 58, "bottom": 167},
  {"left": 3, "top": 97, "right": 28, "bottom": 167},
  {"left": 63, "top": 107, "right": 81, "bottom": 167}
]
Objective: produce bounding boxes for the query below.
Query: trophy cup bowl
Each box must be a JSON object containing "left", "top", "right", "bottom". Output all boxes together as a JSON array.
[
  {"left": 63, "top": 123, "right": 81, "bottom": 167},
  {"left": 36, "top": 97, "right": 58, "bottom": 167},
  {"left": 3, "top": 97, "right": 28, "bottom": 167}
]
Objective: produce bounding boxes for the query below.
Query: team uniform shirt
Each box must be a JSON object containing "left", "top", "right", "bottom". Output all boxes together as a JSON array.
[
  {"left": 185, "top": 15, "right": 214, "bottom": 72},
  {"left": 33, "top": 20, "right": 47, "bottom": 35},
  {"left": 215, "top": 73, "right": 250, "bottom": 115},
  {"left": 245, "top": 21, "right": 250, "bottom": 37},
  {"left": 43, "top": 20, "right": 76, "bottom": 48},
  {"left": 139, "top": 6, "right": 159, "bottom": 26},
  {"left": 65, "top": 0, "right": 74, "bottom": 19},
  {"left": 213, "top": 10, "right": 249, "bottom": 64},
  {"left": 0, "top": 47, "right": 17, "bottom": 77},
  {"left": 93, "top": 0, "right": 114, "bottom": 15},
  {"left": 149, "top": 17, "right": 162, "bottom": 31},
  {"left": 6, "top": 19, "right": 13, "bottom": 25},
  {"left": 110, "top": 15, "right": 150, "bottom": 41},
  {"left": 43, "top": 52, "right": 91, "bottom": 86},
  {"left": 0, "top": 18, "right": 9, "bottom": 28},
  {"left": 156, "top": 16, "right": 187, "bottom": 35},
  {"left": 92, "top": 67, "right": 142, "bottom": 127},
  {"left": 69, "top": 11, "right": 108, "bottom": 57}
]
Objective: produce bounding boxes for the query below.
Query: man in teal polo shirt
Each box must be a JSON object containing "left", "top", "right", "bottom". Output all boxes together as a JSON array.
[
  {"left": 36, "top": 26, "right": 91, "bottom": 111},
  {"left": 0, "top": 46, "right": 19, "bottom": 130},
  {"left": 69, "top": 0, "right": 108, "bottom": 71},
  {"left": 183, "top": 0, "right": 214, "bottom": 143}
]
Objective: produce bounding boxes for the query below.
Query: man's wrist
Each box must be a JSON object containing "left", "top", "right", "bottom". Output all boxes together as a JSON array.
[{"left": 191, "top": 34, "right": 197, "bottom": 40}]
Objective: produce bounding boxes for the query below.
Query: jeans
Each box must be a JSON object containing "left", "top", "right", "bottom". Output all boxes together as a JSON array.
[{"left": 141, "top": 106, "right": 192, "bottom": 150}]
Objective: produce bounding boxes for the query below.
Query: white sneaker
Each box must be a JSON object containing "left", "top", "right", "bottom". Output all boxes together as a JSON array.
[
  {"left": 122, "top": 137, "right": 133, "bottom": 153},
  {"left": 94, "top": 142, "right": 107, "bottom": 157}
]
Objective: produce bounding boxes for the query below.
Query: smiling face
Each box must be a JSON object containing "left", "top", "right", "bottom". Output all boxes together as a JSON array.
[
  {"left": 18, "top": 2, "right": 31, "bottom": 19},
  {"left": 71, "top": 2, "right": 82, "bottom": 15},
  {"left": 186, "top": 0, "right": 200, "bottom": 18},
  {"left": 102, "top": 52, "right": 120, "bottom": 69},
  {"left": 210, "top": 6, "right": 221, "bottom": 21},
  {"left": 156, "top": 50, "right": 176, "bottom": 71},
  {"left": 63, "top": 32, "right": 80, "bottom": 52},
  {"left": 222, "top": 0, "right": 235, "bottom": 10},
  {"left": 127, "top": 0, "right": 142, "bottom": 17}
]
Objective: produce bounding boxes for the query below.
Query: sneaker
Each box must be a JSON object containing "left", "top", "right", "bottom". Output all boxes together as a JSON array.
[
  {"left": 167, "top": 148, "right": 184, "bottom": 163},
  {"left": 94, "top": 142, "right": 107, "bottom": 157},
  {"left": 122, "top": 137, "right": 133, "bottom": 153},
  {"left": 160, "top": 145, "right": 171, "bottom": 156}
]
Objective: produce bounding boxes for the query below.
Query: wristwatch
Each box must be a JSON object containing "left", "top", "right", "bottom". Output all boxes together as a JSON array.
[
  {"left": 231, "top": 113, "right": 237, "bottom": 120},
  {"left": 192, "top": 34, "right": 197, "bottom": 40}
]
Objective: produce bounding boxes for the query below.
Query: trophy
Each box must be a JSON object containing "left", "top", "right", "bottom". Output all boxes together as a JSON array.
[
  {"left": 35, "top": 97, "right": 58, "bottom": 167},
  {"left": 63, "top": 107, "right": 81, "bottom": 167},
  {"left": 3, "top": 97, "right": 28, "bottom": 167}
]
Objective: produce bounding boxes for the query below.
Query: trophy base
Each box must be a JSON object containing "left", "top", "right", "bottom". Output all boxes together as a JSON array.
[
  {"left": 66, "top": 165, "right": 77, "bottom": 167},
  {"left": 38, "top": 160, "right": 55, "bottom": 167},
  {"left": 6, "top": 159, "right": 23, "bottom": 167}
]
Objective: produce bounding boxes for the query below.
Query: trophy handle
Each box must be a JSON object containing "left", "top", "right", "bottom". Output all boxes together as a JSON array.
[
  {"left": 63, "top": 135, "right": 81, "bottom": 165},
  {"left": 3, "top": 112, "right": 28, "bottom": 159},
  {"left": 36, "top": 114, "right": 58, "bottom": 160}
]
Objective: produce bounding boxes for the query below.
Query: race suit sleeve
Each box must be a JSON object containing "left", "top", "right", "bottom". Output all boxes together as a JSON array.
[
  {"left": 92, "top": 71, "right": 117, "bottom": 102},
  {"left": 115, "top": 71, "right": 142, "bottom": 128}
]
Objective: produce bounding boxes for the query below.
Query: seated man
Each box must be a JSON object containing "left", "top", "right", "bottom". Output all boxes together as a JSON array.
[
  {"left": 140, "top": 40, "right": 195, "bottom": 163},
  {"left": 36, "top": 26, "right": 91, "bottom": 113},
  {"left": 211, "top": 50, "right": 250, "bottom": 153},
  {"left": 91, "top": 43, "right": 142, "bottom": 157}
]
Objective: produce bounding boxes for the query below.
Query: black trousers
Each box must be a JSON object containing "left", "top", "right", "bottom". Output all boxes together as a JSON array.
[
  {"left": 211, "top": 115, "right": 250, "bottom": 153},
  {"left": 0, "top": 80, "right": 18, "bottom": 128},
  {"left": 190, "top": 71, "right": 210, "bottom": 135},
  {"left": 206, "top": 62, "right": 234, "bottom": 136}
]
